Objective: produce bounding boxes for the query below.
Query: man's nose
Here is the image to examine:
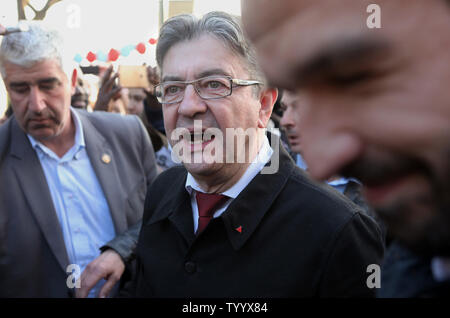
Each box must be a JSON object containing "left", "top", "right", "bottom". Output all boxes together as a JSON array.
[
  {"left": 302, "top": 131, "right": 363, "bottom": 181},
  {"left": 178, "top": 85, "right": 207, "bottom": 118},
  {"left": 29, "top": 86, "right": 46, "bottom": 113},
  {"left": 280, "top": 108, "right": 294, "bottom": 130},
  {"left": 128, "top": 100, "right": 137, "bottom": 110}
]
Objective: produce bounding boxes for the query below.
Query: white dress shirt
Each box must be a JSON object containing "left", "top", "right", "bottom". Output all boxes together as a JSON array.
[{"left": 28, "top": 108, "right": 116, "bottom": 297}]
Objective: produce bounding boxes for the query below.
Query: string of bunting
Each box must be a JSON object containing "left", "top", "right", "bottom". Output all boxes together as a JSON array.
[{"left": 74, "top": 37, "right": 158, "bottom": 63}]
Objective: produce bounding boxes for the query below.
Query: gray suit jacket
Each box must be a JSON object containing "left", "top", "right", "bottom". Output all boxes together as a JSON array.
[{"left": 0, "top": 109, "right": 157, "bottom": 297}]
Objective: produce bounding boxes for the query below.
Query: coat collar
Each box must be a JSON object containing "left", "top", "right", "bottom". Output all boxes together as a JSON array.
[
  {"left": 75, "top": 109, "right": 128, "bottom": 234},
  {"left": 221, "top": 135, "right": 295, "bottom": 250},
  {"left": 148, "top": 134, "right": 296, "bottom": 250},
  {"left": 147, "top": 167, "right": 196, "bottom": 245}
]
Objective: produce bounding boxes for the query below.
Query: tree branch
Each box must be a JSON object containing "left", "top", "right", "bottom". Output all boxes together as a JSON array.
[
  {"left": 32, "top": 0, "right": 63, "bottom": 20},
  {"left": 17, "top": 0, "right": 27, "bottom": 20},
  {"left": 27, "top": 2, "right": 38, "bottom": 13}
]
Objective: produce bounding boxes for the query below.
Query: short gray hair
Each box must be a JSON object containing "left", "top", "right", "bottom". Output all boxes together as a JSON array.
[
  {"left": 156, "top": 11, "right": 266, "bottom": 86},
  {"left": 0, "top": 22, "right": 69, "bottom": 79}
]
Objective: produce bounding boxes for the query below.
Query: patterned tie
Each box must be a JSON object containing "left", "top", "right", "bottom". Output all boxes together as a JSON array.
[{"left": 195, "top": 192, "right": 228, "bottom": 235}]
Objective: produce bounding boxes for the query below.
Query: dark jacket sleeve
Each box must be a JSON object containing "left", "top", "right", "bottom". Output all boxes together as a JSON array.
[
  {"left": 116, "top": 180, "right": 160, "bottom": 297},
  {"left": 318, "top": 212, "right": 385, "bottom": 297},
  {"left": 100, "top": 221, "right": 142, "bottom": 262}
]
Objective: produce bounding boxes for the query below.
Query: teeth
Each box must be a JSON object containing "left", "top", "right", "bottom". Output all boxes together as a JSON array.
[
  {"left": 203, "top": 134, "right": 214, "bottom": 142},
  {"left": 185, "top": 132, "right": 215, "bottom": 144},
  {"left": 190, "top": 133, "right": 202, "bottom": 143}
]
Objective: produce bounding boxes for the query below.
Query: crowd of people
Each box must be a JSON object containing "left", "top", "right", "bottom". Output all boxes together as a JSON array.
[{"left": 0, "top": 0, "right": 449, "bottom": 298}]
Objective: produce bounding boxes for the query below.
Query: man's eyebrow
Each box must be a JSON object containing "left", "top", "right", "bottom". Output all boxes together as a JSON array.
[
  {"left": 9, "top": 77, "right": 60, "bottom": 87},
  {"left": 8, "top": 81, "right": 29, "bottom": 88},
  {"left": 161, "top": 75, "right": 183, "bottom": 82},
  {"left": 196, "top": 68, "right": 231, "bottom": 78},
  {"left": 36, "top": 77, "right": 60, "bottom": 85},
  {"left": 293, "top": 37, "right": 392, "bottom": 85},
  {"left": 162, "top": 69, "right": 232, "bottom": 82}
]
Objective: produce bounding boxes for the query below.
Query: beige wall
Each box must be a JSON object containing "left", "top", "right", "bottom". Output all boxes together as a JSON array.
[{"left": 168, "top": 0, "right": 194, "bottom": 19}]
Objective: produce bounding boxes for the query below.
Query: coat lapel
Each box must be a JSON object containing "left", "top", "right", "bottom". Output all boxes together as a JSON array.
[
  {"left": 168, "top": 191, "right": 196, "bottom": 246},
  {"left": 147, "top": 168, "right": 196, "bottom": 246},
  {"left": 77, "top": 111, "right": 128, "bottom": 234},
  {"left": 9, "top": 119, "right": 70, "bottom": 272},
  {"left": 147, "top": 135, "right": 297, "bottom": 251},
  {"left": 221, "top": 136, "right": 296, "bottom": 250}
]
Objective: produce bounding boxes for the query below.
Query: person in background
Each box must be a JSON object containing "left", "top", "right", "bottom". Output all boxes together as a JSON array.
[
  {"left": 71, "top": 73, "right": 91, "bottom": 110},
  {"left": 144, "top": 65, "right": 166, "bottom": 135},
  {"left": 280, "top": 90, "right": 359, "bottom": 193},
  {"left": 108, "top": 88, "right": 128, "bottom": 115},
  {"left": 126, "top": 86, "right": 177, "bottom": 171},
  {"left": 280, "top": 89, "right": 383, "bottom": 232},
  {"left": 93, "top": 65, "right": 122, "bottom": 113},
  {"left": 0, "top": 22, "right": 158, "bottom": 297},
  {"left": 94, "top": 68, "right": 176, "bottom": 171}
]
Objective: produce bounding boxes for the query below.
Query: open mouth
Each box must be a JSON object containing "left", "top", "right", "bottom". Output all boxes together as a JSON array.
[
  {"left": 182, "top": 130, "right": 216, "bottom": 151},
  {"left": 189, "top": 131, "right": 215, "bottom": 143}
]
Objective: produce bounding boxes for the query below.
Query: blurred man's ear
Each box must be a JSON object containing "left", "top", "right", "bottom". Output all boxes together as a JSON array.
[
  {"left": 258, "top": 87, "right": 278, "bottom": 128},
  {"left": 70, "top": 68, "right": 78, "bottom": 95}
]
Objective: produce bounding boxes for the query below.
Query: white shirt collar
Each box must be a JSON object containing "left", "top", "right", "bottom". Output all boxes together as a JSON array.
[
  {"left": 296, "top": 153, "right": 360, "bottom": 186},
  {"left": 185, "top": 134, "right": 273, "bottom": 198}
]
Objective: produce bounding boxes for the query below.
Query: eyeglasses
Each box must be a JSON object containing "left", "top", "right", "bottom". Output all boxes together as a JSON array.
[{"left": 154, "top": 75, "right": 262, "bottom": 104}]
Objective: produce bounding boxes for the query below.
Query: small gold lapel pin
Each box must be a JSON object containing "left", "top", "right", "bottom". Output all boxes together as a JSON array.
[{"left": 101, "top": 154, "right": 111, "bottom": 164}]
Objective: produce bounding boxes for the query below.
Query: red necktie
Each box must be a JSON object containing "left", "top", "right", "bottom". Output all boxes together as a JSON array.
[{"left": 195, "top": 192, "right": 228, "bottom": 234}]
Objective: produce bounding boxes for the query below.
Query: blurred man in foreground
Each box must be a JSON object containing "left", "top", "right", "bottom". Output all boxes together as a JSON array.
[
  {"left": 280, "top": 90, "right": 378, "bottom": 223},
  {"left": 242, "top": 0, "right": 450, "bottom": 296}
]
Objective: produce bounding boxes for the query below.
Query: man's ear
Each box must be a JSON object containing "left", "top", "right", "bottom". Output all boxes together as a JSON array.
[
  {"left": 258, "top": 87, "right": 278, "bottom": 128},
  {"left": 70, "top": 68, "right": 77, "bottom": 95}
]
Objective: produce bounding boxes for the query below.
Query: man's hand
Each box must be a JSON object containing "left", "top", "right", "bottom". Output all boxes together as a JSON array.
[
  {"left": 145, "top": 65, "right": 163, "bottom": 110},
  {"left": 75, "top": 249, "right": 125, "bottom": 298},
  {"left": 93, "top": 65, "right": 122, "bottom": 111},
  {"left": 146, "top": 65, "right": 160, "bottom": 87}
]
